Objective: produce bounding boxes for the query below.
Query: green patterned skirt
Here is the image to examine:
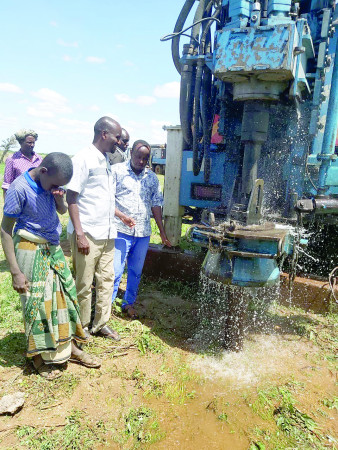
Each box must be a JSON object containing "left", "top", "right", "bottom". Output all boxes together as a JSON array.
[{"left": 13, "top": 235, "right": 87, "bottom": 362}]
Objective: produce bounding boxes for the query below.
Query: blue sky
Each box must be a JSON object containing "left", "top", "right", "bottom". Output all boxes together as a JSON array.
[{"left": 0, "top": 1, "right": 184, "bottom": 155}]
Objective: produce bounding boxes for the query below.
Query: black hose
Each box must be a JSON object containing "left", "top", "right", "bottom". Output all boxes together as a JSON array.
[
  {"left": 191, "top": 0, "right": 207, "bottom": 53},
  {"left": 180, "top": 61, "right": 195, "bottom": 148},
  {"left": 202, "top": 66, "right": 213, "bottom": 183},
  {"left": 171, "top": 0, "right": 196, "bottom": 74},
  {"left": 193, "top": 61, "right": 204, "bottom": 175}
]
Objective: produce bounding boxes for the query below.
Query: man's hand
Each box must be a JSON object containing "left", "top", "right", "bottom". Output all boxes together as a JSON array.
[
  {"left": 160, "top": 232, "right": 172, "bottom": 247},
  {"left": 76, "top": 233, "right": 90, "bottom": 255},
  {"left": 121, "top": 214, "right": 136, "bottom": 229},
  {"left": 12, "top": 271, "right": 29, "bottom": 293},
  {"left": 51, "top": 187, "right": 66, "bottom": 199}
]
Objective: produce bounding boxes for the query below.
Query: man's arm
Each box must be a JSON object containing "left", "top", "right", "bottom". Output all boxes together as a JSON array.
[
  {"left": 151, "top": 206, "right": 172, "bottom": 247},
  {"left": 66, "top": 189, "right": 90, "bottom": 255},
  {"left": 115, "top": 207, "right": 136, "bottom": 229},
  {"left": 1, "top": 216, "right": 29, "bottom": 293},
  {"left": 52, "top": 188, "right": 67, "bottom": 214}
]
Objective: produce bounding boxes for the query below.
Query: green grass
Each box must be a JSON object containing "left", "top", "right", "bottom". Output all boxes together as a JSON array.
[
  {"left": 17, "top": 409, "right": 108, "bottom": 449},
  {"left": 245, "top": 382, "right": 336, "bottom": 449}
]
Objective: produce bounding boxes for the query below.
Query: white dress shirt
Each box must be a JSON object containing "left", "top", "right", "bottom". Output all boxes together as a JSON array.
[{"left": 67, "top": 144, "right": 117, "bottom": 240}]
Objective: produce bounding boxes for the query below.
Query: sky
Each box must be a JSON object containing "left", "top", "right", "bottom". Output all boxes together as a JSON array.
[{"left": 0, "top": 1, "right": 185, "bottom": 155}]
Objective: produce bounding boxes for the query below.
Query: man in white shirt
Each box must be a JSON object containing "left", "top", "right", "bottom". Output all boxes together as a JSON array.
[{"left": 66, "top": 116, "right": 122, "bottom": 340}]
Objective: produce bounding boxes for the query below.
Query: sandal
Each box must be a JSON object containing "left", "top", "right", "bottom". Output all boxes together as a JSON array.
[
  {"left": 122, "top": 305, "right": 139, "bottom": 320},
  {"left": 92, "top": 325, "right": 121, "bottom": 341},
  {"left": 69, "top": 352, "right": 101, "bottom": 368},
  {"left": 32, "top": 357, "right": 62, "bottom": 381}
]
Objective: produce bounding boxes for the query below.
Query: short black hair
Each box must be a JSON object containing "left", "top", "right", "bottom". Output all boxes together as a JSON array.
[
  {"left": 132, "top": 139, "right": 151, "bottom": 153},
  {"left": 40, "top": 152, "right": 73, "bottom": 182},
  {"left": 93, "top": 116, "right": 119, "bottom": 140}
]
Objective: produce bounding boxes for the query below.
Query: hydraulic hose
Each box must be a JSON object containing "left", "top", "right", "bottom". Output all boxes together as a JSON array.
[
  {"left": 193, "top": 61, "right": 204, "bottom": 175},
  {"left": 181, "top": 0, "right": 208, "bottom": 149},
  {"left": 191, "top": 0, "right": 207, "bottom": 53},
  {"left": 180, "top": 57, "right": 195, "bottom": 148},
  {"left": 202, "top": 66, "right": 213, "bottom": 183},
  {"left": 171, "top": 0, "right": 196, "bottom": 74}
]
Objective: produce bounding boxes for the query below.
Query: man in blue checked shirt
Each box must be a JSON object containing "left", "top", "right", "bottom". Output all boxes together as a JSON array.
[{"left": 112, "top": 139, "right": 172, "bottom": 319}]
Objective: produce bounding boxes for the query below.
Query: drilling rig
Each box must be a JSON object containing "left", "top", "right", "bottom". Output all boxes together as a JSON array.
[{"left": 162, "top": 0, "right": 338, "bottom": 348}]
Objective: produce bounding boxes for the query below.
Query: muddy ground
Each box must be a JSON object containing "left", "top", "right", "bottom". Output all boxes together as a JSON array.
[{"left": 0, "top": 275, "right": 337, "bottom": 449}]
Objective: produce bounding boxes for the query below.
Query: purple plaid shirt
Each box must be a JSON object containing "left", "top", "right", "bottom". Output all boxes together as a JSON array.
[{"left": 2, "top": 151, "right": 43, "bottom": 189}]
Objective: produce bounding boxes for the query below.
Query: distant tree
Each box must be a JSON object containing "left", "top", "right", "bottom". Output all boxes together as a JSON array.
[{"left": 0, "top": 136, "right": 17, "bottom": 164}]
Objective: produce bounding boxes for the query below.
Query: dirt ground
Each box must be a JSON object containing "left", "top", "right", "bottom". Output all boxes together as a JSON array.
[{"left": 0, "top": 278, "right": 337, "bottom": 449}]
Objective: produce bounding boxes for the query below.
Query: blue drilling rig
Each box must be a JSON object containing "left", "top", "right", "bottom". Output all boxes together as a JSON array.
[{"left": 161, "top": 0, "right": 338, "bottom": 348}]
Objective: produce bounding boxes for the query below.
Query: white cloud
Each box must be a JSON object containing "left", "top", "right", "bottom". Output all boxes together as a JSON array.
[
  {"left": 63, "top": 55, "right": 73, "bottom": 62},
  {"left": 150, "top": 119, "right": 172, "bottom": 143},
  {"left": 32, "top": 88, "right": 68, "bottom": 104},
  {"left": 123, "top": 60, "right": 136, "bottom": 68},
  {"left": 27, "top": 107, "right": 54, "bottom": 118},
  {"left": 35, "top": 121, "right": 59, "bottom": 131},
  {"left": 115, "top": 94, "right": 132, "bottom": 104},
  {"left": 137, "top": 96, "right": 157, "bottom": 106},
  {"left": 0, "top": 83, "right": 23, "bottom": 94},
  {"left": 57, "top": 39, "right": 79, "bottom": 48},
  {"left": 115, "top": 93, "right": 156, "bottom": 106},
  {"left": 86, "top": 56, "right": 106, "bottom": 64},
  {"left": 28, "top": 88, "right": 72, "bottom": 118},
  {"left": 58, "top": 118, "right": 92, "bottom": 135},
  {"left": 50, "top": 21, "right": 57, "bottom": 27},
  {"left": 0, "top": 115, "right": 18, "bottom": 127},
  {"left": 153, "top": 81, "right": 180, "bottom": 99},
  {"left": 89, "top": 105, "right": 100, "bottom": 111}
]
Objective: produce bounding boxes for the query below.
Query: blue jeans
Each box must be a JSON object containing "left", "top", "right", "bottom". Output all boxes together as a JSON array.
[{"left": 112, "top": 232, "right": 150, "bottom": 307}]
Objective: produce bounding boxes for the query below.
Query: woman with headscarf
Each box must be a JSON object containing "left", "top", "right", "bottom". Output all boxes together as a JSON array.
[{"left": 2, "top": 129, "right": 42, "bottom": 197}]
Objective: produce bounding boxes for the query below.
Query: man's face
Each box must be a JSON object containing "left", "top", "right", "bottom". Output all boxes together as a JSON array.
[
  {"left": 39, "top": 169, "right": 70, "bottom": 191},
  {"left": 118, "top": 131, "right": 129, "bottom": 152},
  {"left": 131, "top": 146, "right": 150, "bottom": 173},
  {"left": 104, "top": 125, "right": 122, "bottom": 153},
  {"left": 21, "top": 135, "right": 36, "bottom": 155}
]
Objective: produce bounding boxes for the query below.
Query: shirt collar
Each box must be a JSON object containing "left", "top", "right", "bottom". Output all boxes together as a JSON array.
[
  {"left": 24, "top": 168, "right": 44, "bottom": 194},
  {"left": 90, "top": 144, "right": 107, "bottom": 161},
  {"left": 127, "top": 160, "right": 149, "bottom": 178},
  {"left": 18, "top": 150, "right": 38, "bottom": 162}
]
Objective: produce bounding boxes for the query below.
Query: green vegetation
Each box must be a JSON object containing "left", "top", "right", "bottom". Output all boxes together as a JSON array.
[
  {"left": 117, "top": 406, "right": 165, "bottom": 447},
  {"left": 246, "top": 382, "right": 336, "bottom": 449},
  {"left": 17, "top": 409, "right": 108, "bottom": 449}
]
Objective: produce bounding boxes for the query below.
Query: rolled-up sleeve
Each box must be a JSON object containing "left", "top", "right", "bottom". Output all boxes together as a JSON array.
[{"left": 2, "top": 157, "right": 14, "bottom": 189}]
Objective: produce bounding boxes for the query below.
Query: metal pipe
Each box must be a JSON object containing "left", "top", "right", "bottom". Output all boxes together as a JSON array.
[
  {"left": 317, "top": 35, "right": 338, "bottom": 193},
  {"left": 241, "top": 142, "right": 262, "bottom": 196}
]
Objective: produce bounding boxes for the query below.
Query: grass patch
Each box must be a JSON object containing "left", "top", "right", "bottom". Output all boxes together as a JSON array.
[
  {"left": 114, "top": 406, "right": 165, "bottom": 447},
  {"left": 246, "top": 382, "right": 335, "bottom": 449},
  {"left": 17, "top": 408, "right": 108, "bottom": 449},
  {"left": 18, "top": 372, "right": 81, "bottom": 409}
]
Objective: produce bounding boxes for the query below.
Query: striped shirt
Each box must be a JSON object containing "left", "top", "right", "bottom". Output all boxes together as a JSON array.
[
  {"left": 2, "top": 151, "right": 43, "bottom": 190},
  {"left": 3, "top": 169, "right": 61, "bottom": 245}
]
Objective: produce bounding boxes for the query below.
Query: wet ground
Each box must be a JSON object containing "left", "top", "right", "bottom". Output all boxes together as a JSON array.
[{"left": 1, "top": 277, "right": 336, "bottom": 449}]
